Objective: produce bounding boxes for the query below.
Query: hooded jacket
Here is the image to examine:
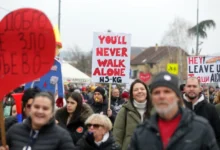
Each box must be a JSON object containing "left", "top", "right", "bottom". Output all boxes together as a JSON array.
[
  {"left": 55, "top": 103, "right": 93, "bottom": 144},
  {"left": 128, "top": 107, "right": 219, "bottom": 150},
  {"left": 183, "top": 94, "right": 220, "bottom": 147},
  {"left": 5, "top": 117, "right": 75, "bottom": 150}
]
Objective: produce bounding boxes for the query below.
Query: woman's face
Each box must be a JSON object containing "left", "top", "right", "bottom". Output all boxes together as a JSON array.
[
  {"left": 132, "top": 83, "right": 147, "bottom": 103},
  {"left": 30, "top": 96, "right": 53, "bottom": 129},
  {"left": 11, "top": 105, "right": 17, "bottom": 117},
  {"left": 87, "top": 118, "right": 107, "bottom": 141},
  {"left": 66, "top": 97, "right": 78, "bottom": 114}
]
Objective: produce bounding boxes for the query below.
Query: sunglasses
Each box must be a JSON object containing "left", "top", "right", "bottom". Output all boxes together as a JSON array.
[
  {"left": 86, "top": 123, "right": 103, "bottom": 128},
  {"left": 26, "top": 104, "right": 32, "bottom": 109}
]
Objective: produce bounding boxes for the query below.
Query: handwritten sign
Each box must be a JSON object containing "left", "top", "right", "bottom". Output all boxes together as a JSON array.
[
  {"left": 139, "top": 72, "right": 151, "bottom": 83},
  {"left": 167, "top": 63, "right": 178, "bottom": 75},
  {"left": 92, "top": 32, "right": 131, "bottom": 83},
  {"left": 0, "top": 8, "right": 55, "bottom": 100},
  {"left": 187, "top": 56, "right": 220, "bottom": 83}
]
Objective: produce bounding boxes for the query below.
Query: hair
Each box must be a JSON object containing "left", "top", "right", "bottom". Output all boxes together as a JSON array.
[
  {"left": 66, "top": 92, "right": 83, "bottom": 115},
  {"left": 179, "top": 84, "right": 185, "bottom": 92},
  {"left": 214, "top": 91, "right": 220, "bottom": 104},
  {"left": 22, "top": 87, "right": 41, "bottom": 109},
  {"left": 33, "top": 92, "right": 55, "bottom": 112},
  {"left": 186, "top": 77, "right": 201, "bottom": 86},
  {"left": 85, "top": 114, "right": 112, "bottom": 131},
  {"left": 129, "top": 79, "right": 152, "bottom": 118}
]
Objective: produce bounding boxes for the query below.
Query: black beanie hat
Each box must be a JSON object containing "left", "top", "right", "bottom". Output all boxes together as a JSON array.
[
  {"left": 94, "top": 87, "right": 105, "bottom": 98},
  {"left": 150, "top": 72, "right": 181, "bottom": 98}
]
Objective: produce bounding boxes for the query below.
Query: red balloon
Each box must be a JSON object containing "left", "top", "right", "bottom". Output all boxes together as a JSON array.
[{"left": 0, "top": 8, "right": 55, "bottom": 100}]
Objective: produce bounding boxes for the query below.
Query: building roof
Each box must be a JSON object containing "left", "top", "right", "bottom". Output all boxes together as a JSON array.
[
  {"left": 130, "top": 46, "right": 147, "bottom": 60},
  {"left": 131, "top": 46, "right": 188, "bottom": 65}
]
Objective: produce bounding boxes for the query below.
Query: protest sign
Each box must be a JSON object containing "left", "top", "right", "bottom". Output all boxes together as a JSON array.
[
  {"left": 187, "top": 56, "right": 220, "bottom": 83},
  {"left": 0, "top": 8, "right": 55, "bottom": 100},
  {"left": 139, "top": 72, "right": 151, "bottom": 83},
  {"left": 167, "top": 63, "right": 178, "bottom": 75},
  {"left": 0, "top": 8, "right": 55, "bottom": 146},
  {"left": 92, "top": 32, "right": 131, "bottom": 83}
]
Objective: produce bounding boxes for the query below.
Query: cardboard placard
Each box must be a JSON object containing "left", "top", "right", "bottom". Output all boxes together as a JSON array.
[{"left": 92, "top": 32, "right": 131, "bottom": 84}]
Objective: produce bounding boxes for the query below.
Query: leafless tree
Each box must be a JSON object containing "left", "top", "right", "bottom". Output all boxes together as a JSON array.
[{"left": 65, "top": 45, "right": 92, "bottom": 75}]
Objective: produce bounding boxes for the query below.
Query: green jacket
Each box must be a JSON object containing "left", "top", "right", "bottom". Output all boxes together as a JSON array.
[{"left": 113, "top": 100, "right": 143, "bottom": 150}]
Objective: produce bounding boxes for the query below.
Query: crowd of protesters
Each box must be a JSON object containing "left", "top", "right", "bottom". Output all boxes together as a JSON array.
[{"left": 1, "top": 72, "right": 220, "bottom": 150}]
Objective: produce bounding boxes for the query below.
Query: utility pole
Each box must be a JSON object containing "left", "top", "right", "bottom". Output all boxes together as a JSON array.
[
  {"left": 196, "top": 0, "right": 199, "bottom": 55},
  {"left": 58, "top": 0, "right": 61, "bottom": 32}
]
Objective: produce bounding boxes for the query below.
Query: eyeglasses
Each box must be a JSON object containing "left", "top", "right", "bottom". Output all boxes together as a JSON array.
[
  {"left": 86, "top": 123, "right": 103, "bottom": 129},
  {"left": 26, "top": 104, "right": 31, "bottom": 109}
]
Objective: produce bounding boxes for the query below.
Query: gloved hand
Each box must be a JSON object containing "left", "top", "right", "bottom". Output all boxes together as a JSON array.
[
  {"left": 56, "top": 97, "right": 63, "bottom": 108},
  {"left": 86, "top": 132, "right": 95, "bottom": 145}
]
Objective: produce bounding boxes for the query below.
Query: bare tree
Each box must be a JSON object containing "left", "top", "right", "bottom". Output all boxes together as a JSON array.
[
  {"left": 161, "top": 17, "right": 193, "bottom": 83},
  {"left": 66, "top": 45, "right": 92, "bottom": 75}
]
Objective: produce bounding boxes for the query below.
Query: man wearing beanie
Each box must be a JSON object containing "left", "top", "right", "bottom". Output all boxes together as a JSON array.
[
  {"left": 128, "top": 72, "right": 218, "bottom": 150},
  {"left": 90, "top": 87, "right": 116, "bottom": 123}
]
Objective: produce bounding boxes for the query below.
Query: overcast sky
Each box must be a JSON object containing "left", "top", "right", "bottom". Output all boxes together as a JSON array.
[{"left": 0, "top": 0, "right": 219, "bottom": 55}]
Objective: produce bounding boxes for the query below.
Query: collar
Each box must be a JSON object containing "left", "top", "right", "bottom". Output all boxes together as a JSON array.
[
  {"left": 183, "top": 94, "right": 205, "bottom": 109},
  {"left": 133, "top": 100, "right": 146, "bottom": 109},
  {"left": 94, "top": 132, "right": 109, "bottom": 146}
]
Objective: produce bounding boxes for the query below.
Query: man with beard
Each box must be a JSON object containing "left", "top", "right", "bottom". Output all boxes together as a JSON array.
[
  {"left": 111, "top": 88, "right": 125, "bottom": 114},
  {"left": 183, "top": 77, "right": 220, "bottom": 147},
  {"left": 128, "top": 72, "right": 218, "bottom": 150}
]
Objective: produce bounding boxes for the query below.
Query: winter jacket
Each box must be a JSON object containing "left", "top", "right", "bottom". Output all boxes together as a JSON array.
[
  {"left": 6, "top": 117, "right": 75, "bottom": 150},
  {"left": 111, "top": 97, "right": 125, "bottom": 114},
  {"left": 90, "top": 100, "right": 116, "bottom": 124},
  {"left": 183, "top": 94, "right": 220, "bottom": 147},
  {"left": 215, "top": 103, "right": 220, "bottom": 118},
  {"left": 4, "top": 116, "right": 18, "bottom": 131},
  {"left": 128, "top": 107, "right": 219, "bottom": 150},
  {"left": 113, "top": 100, "right": 148, "bottom": 150},
  {"left": 55, "top": 103, "right": 94, "bottom": 144},
  {"left": 76, "top": 131, "right": 120, "bottom": 150}
]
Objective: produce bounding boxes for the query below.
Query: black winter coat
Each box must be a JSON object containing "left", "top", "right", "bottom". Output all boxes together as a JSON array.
[
  {"left": 76, "top": 131, "right": 120, "bottom": 150},
  {"left": 55, "top": 103, "right": 94, "bottom": 144},
  {"left": 90, "top": 100, "right": 116, "bottom": 123},
  {"left": 183, "top": 94, "right": 220, "bottom": 146},
  {"left": 6, "top": 117, "right": 75, "bottom": 150},
  {"left": 128, "top": 107, "right": 219, "bottom": 150},
  {"left": 111, "top": 97, "right": 125, "bottom": 114}
]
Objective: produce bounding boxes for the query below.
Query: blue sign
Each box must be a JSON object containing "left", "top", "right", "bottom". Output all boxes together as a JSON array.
[{"left": 25, "top": 58, "right": 64, "bottom": 99}]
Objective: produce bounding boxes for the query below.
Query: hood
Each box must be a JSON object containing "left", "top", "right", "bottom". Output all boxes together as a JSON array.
[
  {"left": 80, "top": 103, "right": 94, "bottom": 122},
  {"left": 183, "top": 94, "right": 206, "bottom": 110}
]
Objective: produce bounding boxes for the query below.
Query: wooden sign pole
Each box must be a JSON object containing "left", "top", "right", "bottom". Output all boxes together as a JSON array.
[
  {"left": 0, "top": 100, "right": 6, "bottom": 146},
  {"left": 108, "top": 83, "right": 112, "bottom": 109}
]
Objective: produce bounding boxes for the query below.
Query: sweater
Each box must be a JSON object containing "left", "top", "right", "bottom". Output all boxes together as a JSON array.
[{"left": 133, "top": 100, "right": 146, "bottom": 122}]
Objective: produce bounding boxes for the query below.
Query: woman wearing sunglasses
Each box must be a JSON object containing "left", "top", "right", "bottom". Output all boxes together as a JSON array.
[
  {"left": 55, "top": 92, "right": 94, "bottom": 144},
  {"left": 76, "top": 114, "right": 120, "bottom": 150}
]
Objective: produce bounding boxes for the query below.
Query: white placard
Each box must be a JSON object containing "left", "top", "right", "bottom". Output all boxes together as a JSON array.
[
  {"left": 187, "top": 56, "right": 220, "bottom": 83},
  {"left": 91, "top": 32, "right": 131, "bottom": 84}
]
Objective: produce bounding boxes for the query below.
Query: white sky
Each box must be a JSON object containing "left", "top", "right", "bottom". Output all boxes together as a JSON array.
[{"left": 0, "top": 0, "right": 219, "bottom": 55}]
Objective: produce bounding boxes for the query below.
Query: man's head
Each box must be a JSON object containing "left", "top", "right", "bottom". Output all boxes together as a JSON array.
[
  {"left": 22, "top": 87, "right": 41, "bottom": 118},
  {"left": 150, "top": 72, "right": 181, "bottom": 119},
  {"left": 93, "top": 87, "right": 105, "bottom": 103},
  {"left": 185, "top": 77, "right": 201, "bottom": 101},
  {"left": 112, "top": 88, "right": 120, "bottom": 98},
  {"left": 209, "top": 86, "right": 215, "bottom": 94}
]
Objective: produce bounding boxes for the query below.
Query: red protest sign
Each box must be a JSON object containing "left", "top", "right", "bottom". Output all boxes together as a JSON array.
[
  {"left": 139, "top": 72, "right": 151, "bottom": 83},
  {"left": 0, "top": 8, "right": 55, "bottom": 100}
]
